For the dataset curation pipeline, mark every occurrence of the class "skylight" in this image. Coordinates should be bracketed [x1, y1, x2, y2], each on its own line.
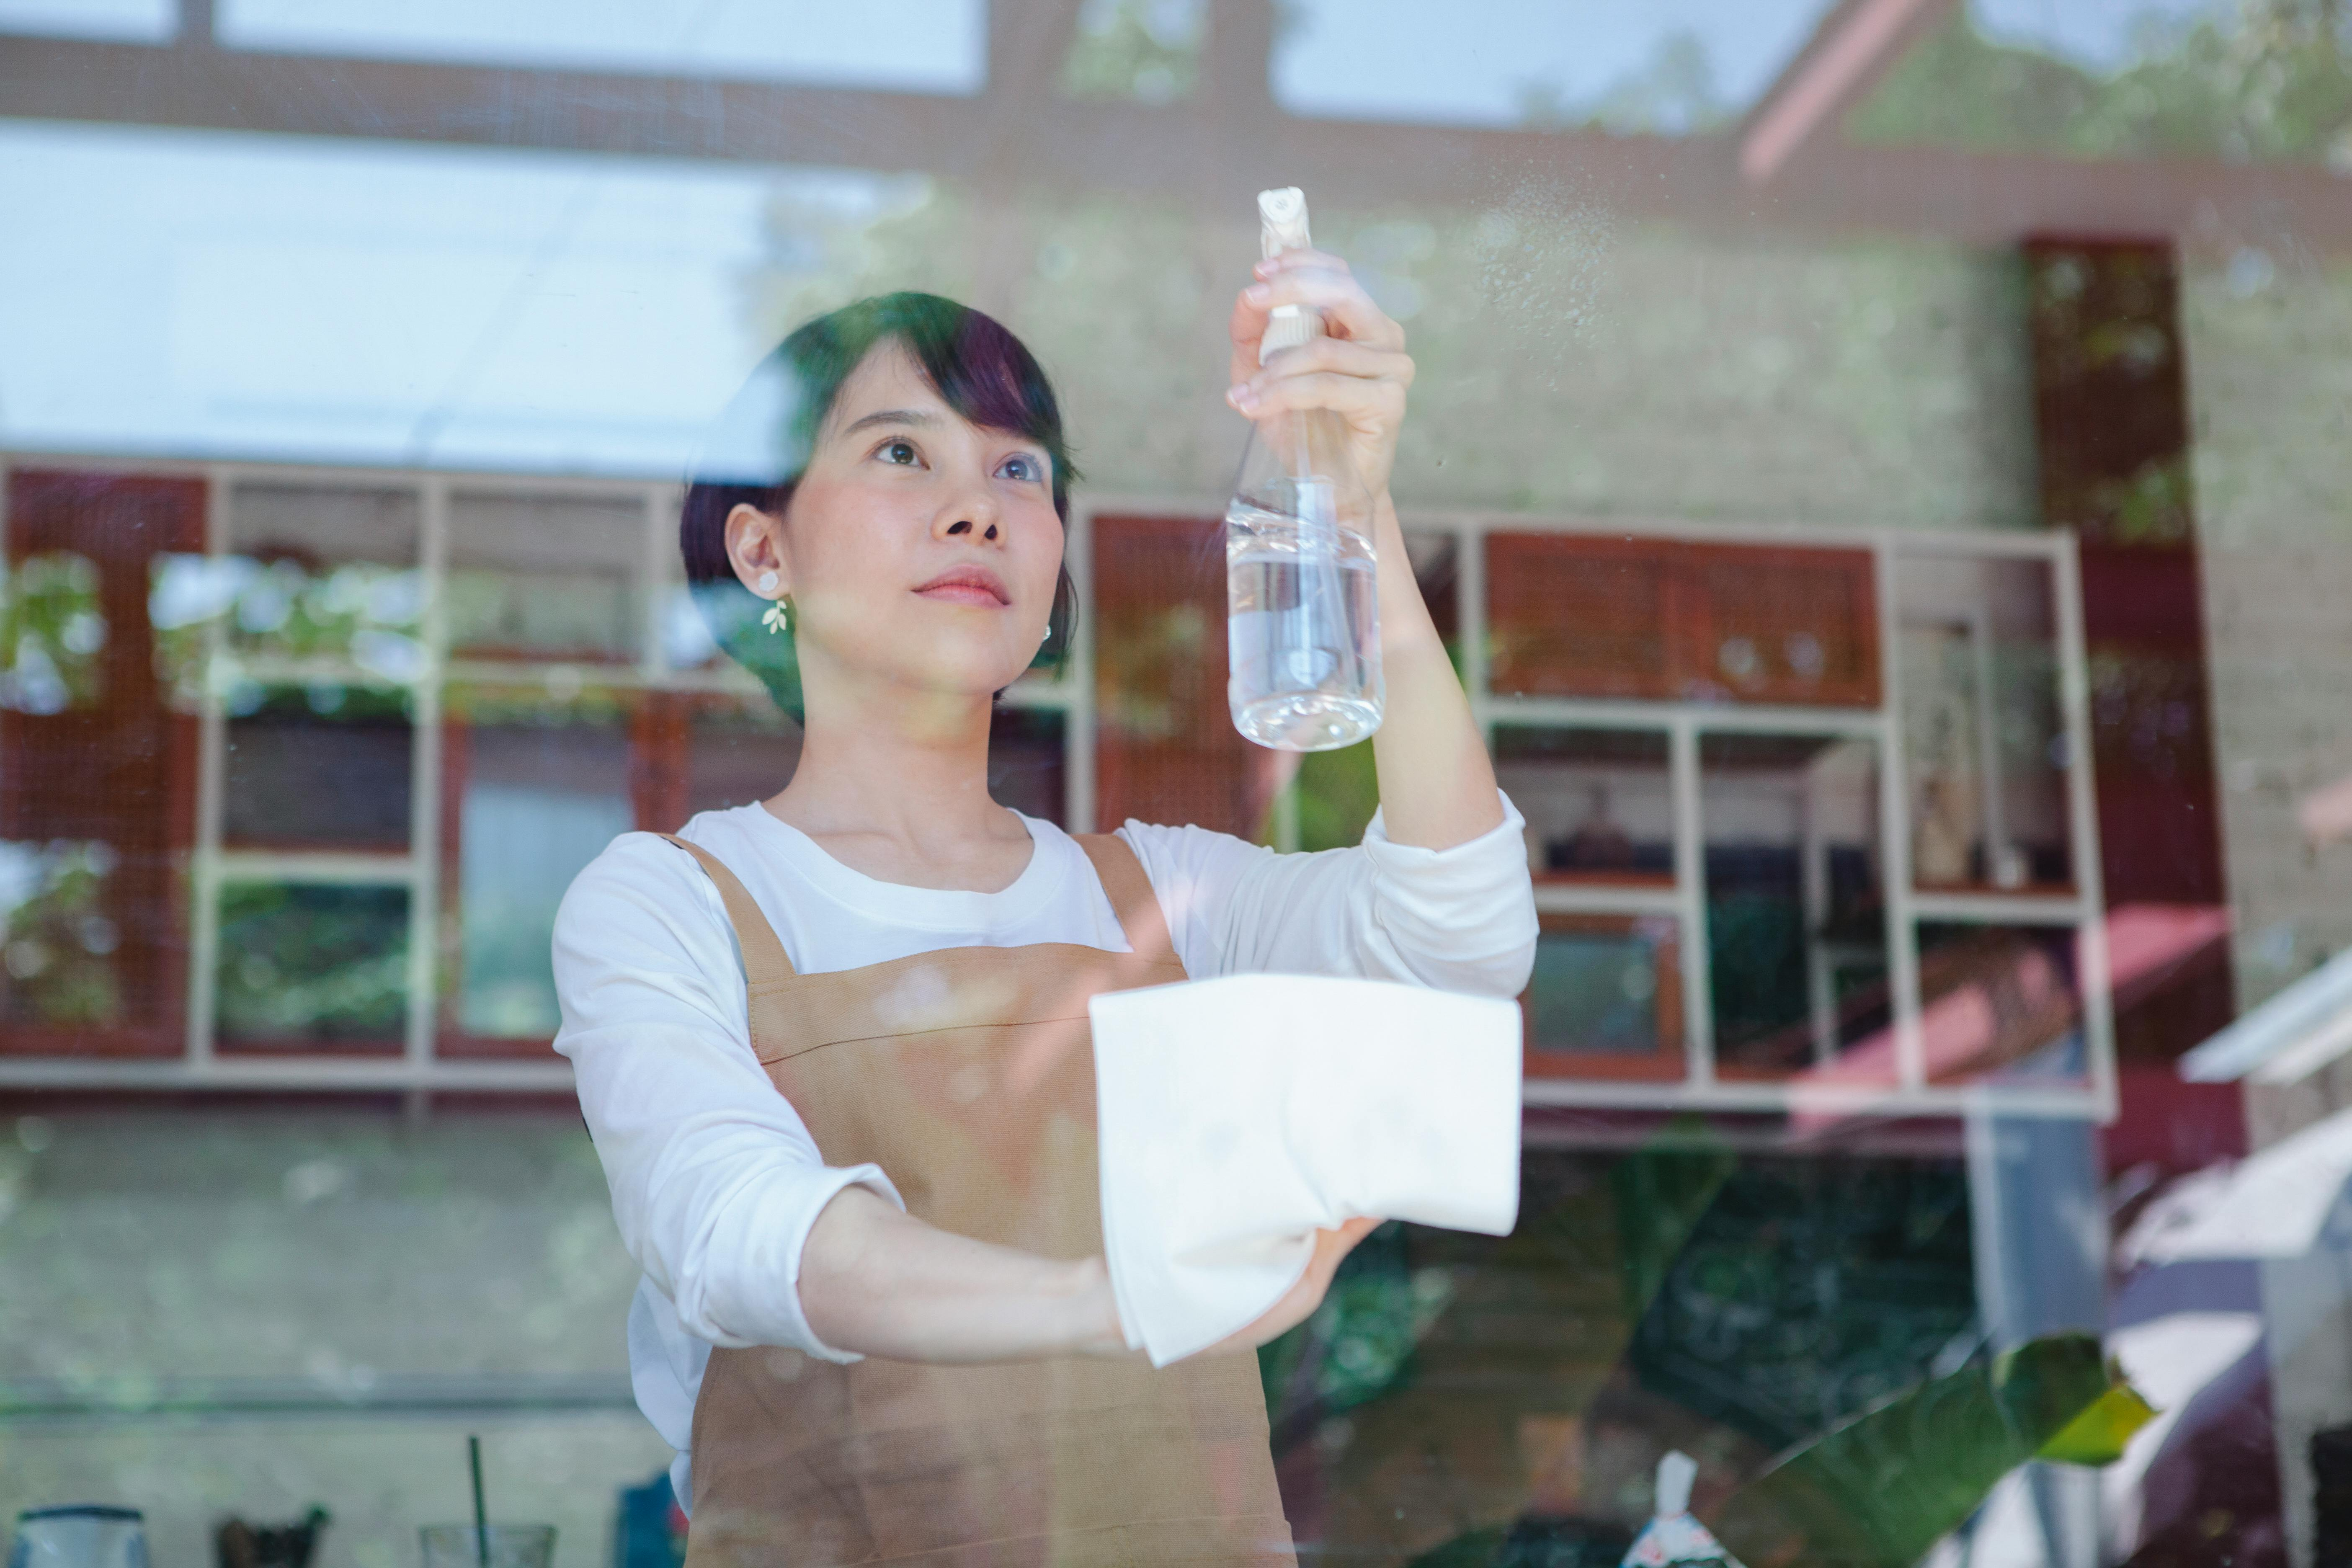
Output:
[1269, 0, 1841, 135]
[0, 0, 173, 43]
[215, 0, 987, 94]
[0, 120, 925, 474]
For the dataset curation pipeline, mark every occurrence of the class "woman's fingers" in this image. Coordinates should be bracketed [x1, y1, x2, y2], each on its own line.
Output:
[1239, 267, 1405, 353]
[1230, 337, 1414, 403]
[1200, 1216, 1387, 1356]
[1227, 267, 1403, 384]
[1228, 368, 1408, 425]
[1253, 247, 1352, 280]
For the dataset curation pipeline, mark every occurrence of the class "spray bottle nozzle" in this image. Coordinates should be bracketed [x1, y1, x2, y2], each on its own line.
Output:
[1255, 186, 1318, 364]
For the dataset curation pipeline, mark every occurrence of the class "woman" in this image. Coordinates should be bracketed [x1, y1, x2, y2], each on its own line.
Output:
[555, 256, 1536, 1566]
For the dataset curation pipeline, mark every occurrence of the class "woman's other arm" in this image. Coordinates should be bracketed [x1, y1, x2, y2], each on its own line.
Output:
[1226, 250, 1501, 853]
[558, 835, 1342, 1364]
[799, 1187, 1371, 1362]
[554, 835, 906, 1363]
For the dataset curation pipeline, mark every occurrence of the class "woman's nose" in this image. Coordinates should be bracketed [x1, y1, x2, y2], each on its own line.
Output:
[938, 483, 1003, 543]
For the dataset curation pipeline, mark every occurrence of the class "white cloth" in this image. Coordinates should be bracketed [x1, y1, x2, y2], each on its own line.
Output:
[1091, 974, 1523, 1365]
[552, 797, 1537, 1508]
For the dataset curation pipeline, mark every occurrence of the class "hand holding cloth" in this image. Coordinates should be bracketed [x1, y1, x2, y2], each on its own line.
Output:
[1090, 973, 1522, 1366]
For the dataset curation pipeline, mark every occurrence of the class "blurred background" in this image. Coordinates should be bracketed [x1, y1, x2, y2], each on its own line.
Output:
[4, 0, 2351, 1563]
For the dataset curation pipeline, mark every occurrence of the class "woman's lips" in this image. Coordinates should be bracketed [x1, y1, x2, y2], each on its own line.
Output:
[913, 568, 1010, 606]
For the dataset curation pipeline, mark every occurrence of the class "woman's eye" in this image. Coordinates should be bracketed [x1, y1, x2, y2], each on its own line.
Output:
[879, 439, 919, 465]
[999, 454, 1044, 482]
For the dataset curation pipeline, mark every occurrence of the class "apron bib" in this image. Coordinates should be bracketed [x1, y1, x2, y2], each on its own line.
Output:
[658, 831, 1295, 1568]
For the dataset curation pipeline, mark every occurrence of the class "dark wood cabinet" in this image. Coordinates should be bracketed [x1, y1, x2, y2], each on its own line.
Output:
[1488, 534, 1879, 707]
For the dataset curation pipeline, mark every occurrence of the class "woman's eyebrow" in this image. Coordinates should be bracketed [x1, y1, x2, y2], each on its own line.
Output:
[838, 407, 941, 436]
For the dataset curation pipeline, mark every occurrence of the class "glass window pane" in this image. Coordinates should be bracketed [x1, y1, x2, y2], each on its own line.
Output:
[5, 472, 205, 1056]
[214, 881, 407, 1053]
[0, 0, 173, 41]
[216, 0, 987, 93]
[1897, 552, 2073, 892]
[447, 491, 644, 664]
[1060, 0, 1206, 104]
[222, 483, 424, 676]
[1918, 921, 2086, 1087]
[222, 686, 413, 851]
[1270, 0, 1838, 133]
[1701, 732, 1891, 1081]
[1850, 0, 2348, 166]
[1485, 536, 1877, 706]
[447, 712, 632, 1046]
[1494, 725, 1672, 884]
[0, 839, 129, 1036]
[989, 709, 1068, 828]
[1522, 913, 1684, 1081]
[683, 696, 803, 821]
[1485, 535, 1676, 700]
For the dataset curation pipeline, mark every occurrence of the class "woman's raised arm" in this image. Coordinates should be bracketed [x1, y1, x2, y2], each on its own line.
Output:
[1225, 251, 1506, 853]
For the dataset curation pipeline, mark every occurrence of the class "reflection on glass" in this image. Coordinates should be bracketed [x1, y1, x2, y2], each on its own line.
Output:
[1494, 725, 1671, 884]
[448, 491, 643, 664]
[663, 698, 1063, 830]
[1269, 0, 1839, 132]
[0, 0, 174, 42]
[988, 710, 1068, 825]
[1, 551, 107, 714]
[1522, 913, 1682, 1081]
[1897, 553, 2072, 892]
[0, 838, 123, 1028]
[660, 583, 723, 671]
[1262, 1143, 1976, 1560]
[214, 0, 988, 90]
[222, 484, 424, 677]
[1061, 0, 1205, 103]
[682, 696, 804, 822]
[450, 716, 632, 1043]
[214, 882, 407, 1052]
[1851, 0, 2352, 165]
[1483, 535, 1876, 707]
[1700, 732, 1889, 1079]
[222, 686, 413, 850]
[1918, 921, 2084, 1085]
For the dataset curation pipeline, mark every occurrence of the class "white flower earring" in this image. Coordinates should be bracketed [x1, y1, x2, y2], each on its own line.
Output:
[755, 570, 789, 634]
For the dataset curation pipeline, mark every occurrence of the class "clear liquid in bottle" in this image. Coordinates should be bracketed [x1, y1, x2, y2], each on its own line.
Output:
[1225, 187, 1384, 751]
[1226, 486, 1382, 751]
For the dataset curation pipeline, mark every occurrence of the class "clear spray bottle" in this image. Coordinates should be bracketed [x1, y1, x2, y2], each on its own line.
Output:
[1225, 187, 1385, 752]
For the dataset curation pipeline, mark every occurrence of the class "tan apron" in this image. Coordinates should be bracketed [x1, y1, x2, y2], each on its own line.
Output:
[658, 830, 1296, 1568]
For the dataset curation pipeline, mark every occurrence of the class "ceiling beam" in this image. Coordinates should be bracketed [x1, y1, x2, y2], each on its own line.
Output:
[1739, 0, 1960, 186]
[2, 26, 2347, 253]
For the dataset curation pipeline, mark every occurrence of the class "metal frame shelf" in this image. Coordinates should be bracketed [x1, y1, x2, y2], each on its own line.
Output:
[0, 459, 2110, 1119]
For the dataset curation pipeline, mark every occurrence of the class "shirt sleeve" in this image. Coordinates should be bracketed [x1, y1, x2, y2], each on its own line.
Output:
[1115, 792, 1538, 997]
[553, 833, 903, 1363]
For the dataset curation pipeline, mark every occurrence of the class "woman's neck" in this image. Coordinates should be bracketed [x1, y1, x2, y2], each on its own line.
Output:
[762, 678, 1034, 894]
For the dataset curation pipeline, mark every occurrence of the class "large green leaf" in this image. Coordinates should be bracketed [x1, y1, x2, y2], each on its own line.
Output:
[1609, 1116, 1738, 1327]
[2037, 1379, 2159, 1466]
[1711, 1333, 2153, 1568]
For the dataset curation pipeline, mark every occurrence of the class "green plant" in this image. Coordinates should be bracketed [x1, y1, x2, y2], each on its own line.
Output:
[1710, 1333, 2154, 1568]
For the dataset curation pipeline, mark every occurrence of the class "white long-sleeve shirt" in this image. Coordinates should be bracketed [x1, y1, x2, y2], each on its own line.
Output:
[552, 798, 1537, 1508]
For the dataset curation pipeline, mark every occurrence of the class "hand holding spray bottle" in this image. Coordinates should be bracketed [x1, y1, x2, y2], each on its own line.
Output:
[1225, 187, 1385, 751]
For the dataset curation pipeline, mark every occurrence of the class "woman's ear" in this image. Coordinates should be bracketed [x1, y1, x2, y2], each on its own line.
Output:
[724, 501, 789, 595]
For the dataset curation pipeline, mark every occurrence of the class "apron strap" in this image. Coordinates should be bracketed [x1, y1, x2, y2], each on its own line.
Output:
[1073, 833, 1179, 969]
[658, 833, 799, 985]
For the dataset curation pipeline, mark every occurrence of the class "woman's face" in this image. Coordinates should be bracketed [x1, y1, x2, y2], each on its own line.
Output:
[731, 341, 1063, 713]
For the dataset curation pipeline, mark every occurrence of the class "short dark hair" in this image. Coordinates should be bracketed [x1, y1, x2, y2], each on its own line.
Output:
[679, 291, 1080, 722]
